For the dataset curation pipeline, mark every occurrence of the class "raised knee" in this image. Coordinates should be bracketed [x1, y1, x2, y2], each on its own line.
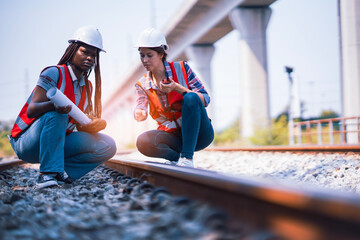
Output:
[42, 111, 68, 127]
[102, 136, 117, 159]
[88, 134, 117, 163]
[136, 133, 150, 153]
[107, 137, 117, 158]
[182, 92, 201, 108]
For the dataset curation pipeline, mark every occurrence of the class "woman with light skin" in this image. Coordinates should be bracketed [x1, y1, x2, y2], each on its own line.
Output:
[9, 26, 116, 188]
[134, 28, 214, 167]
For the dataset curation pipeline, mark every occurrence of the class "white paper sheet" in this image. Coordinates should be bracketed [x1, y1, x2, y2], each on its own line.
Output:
[46, 87, 91, 125]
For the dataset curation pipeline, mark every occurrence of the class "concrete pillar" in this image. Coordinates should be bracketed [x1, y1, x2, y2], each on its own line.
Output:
[340, 0, 360, 117]
[229, 7, 271, 138]
[339, 0, 360, 143]
[185, 44, 215, 118]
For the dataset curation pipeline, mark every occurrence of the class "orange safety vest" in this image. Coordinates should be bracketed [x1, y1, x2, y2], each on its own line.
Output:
[11, 64, 91, 138]
[136, 61, 189, 132]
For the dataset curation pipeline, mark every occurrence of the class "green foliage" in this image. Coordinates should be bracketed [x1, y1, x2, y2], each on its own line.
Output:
[213, 118, 242, 146]
[0, 130, 15, 157]
[319, 109, 339, 119]
[214, 115, 290, 146]
[0, 120, 15, 157]
[249, 115, 289, 146]
[208, 108, 341, 147]
[275, 111, 289, 122]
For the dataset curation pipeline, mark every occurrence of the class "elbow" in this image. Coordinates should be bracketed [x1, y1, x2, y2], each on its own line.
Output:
[27, 108, 35, 119]
[26, 104, 37, 118]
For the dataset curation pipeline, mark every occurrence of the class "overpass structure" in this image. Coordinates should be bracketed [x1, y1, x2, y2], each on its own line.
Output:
[102, 0, 360, 147]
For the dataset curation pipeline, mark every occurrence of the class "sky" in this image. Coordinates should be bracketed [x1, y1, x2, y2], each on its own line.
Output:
[0, 0, 340, 131]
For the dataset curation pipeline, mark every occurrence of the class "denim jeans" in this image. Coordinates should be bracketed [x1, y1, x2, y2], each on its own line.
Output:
[10, 111, 117, 180]
[136, 92, 214, 161]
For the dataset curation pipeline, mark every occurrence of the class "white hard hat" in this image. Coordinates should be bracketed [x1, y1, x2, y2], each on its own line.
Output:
[68, 25, 105, 52]
[135, 28, 169, 50]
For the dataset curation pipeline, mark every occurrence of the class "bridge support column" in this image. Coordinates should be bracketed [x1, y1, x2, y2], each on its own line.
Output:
[185, 44, 215, 118]
[229, 7, 272, 139]
[339, 0, 360, 143]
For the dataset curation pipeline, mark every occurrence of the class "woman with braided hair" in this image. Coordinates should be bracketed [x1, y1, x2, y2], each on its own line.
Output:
[9, 26, 116, 188]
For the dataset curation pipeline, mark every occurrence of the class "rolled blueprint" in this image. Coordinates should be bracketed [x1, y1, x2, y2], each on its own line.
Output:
[46, 87, 91, 125]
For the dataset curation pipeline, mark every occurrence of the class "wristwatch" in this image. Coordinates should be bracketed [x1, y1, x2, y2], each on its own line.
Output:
[182, 91, 187, 96]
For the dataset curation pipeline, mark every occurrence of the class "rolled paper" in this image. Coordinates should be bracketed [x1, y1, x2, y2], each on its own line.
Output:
[46, 87, 91, 125]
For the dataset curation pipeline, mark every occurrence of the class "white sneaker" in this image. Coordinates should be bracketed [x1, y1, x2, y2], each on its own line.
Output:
[176, 157, 194, 168]
[163, 160, 177, 165]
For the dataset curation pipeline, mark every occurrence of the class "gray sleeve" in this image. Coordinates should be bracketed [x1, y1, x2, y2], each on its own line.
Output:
[37, 67, 59, 91]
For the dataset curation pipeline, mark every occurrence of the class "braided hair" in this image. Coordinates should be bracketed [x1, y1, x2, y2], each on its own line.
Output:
[58, 42, 102, 118]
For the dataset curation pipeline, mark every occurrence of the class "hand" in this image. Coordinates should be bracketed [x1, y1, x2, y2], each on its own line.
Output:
[159, 77, 176, 93]
[54, 104, 72, 114]
[134, 109, 147, 122]
[77, 117, 106, 133]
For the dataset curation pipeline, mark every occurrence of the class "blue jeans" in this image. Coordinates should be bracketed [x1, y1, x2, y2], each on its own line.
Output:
[136, 92, 214, 161]
[10, 111, 117, 180]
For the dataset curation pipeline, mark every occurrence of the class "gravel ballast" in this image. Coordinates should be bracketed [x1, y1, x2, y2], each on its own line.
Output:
[120, 150, 360, 194]
[2, 149, 360, 240]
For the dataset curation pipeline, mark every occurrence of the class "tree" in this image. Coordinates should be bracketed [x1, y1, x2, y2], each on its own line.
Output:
[250, 115, 289, 146]
[319, 109, 339, 119]
[213, 118, 242, 146]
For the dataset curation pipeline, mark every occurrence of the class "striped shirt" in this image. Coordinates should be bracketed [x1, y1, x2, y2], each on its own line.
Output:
[135, 61, 210, 112]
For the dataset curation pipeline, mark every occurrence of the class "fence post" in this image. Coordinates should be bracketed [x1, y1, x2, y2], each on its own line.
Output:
[340, 120, 345, 144]
[345, 118, 358, 144]
[306, 121, 311, 144]
[358, 117, 360, 144]
[317, 121, 322, 145]
[296, 122, 302, 144]
[329, 120, 334, 144]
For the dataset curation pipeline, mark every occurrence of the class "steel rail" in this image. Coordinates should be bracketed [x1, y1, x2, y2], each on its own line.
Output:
[105, 157, 360, 240]
[205, 145, 360, 152]
[0, 158, 25, 171]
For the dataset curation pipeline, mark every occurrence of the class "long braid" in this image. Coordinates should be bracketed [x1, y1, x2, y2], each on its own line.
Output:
[94, 54, 102, 118]
[58, 43, 79, 65]
[84, 73, 94, 116]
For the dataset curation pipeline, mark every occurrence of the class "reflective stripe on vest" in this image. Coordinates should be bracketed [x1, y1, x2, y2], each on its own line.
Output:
[136, 61, 188, 132]
[11, 64, 90, 138]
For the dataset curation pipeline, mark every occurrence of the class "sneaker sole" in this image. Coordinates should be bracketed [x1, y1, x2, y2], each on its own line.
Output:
[57, 181, 72, 185]
[163, 160, 178, 165]
[177, 164, 194, 168]
[36, 180, 58, 189]
[176, 162, 194, 168]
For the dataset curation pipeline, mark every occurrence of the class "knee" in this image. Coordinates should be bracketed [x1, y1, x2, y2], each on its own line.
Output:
[95, 134, 117, 160]
[136, 132, 151, 154]
[182, 92, 201, 108]
[136, 134, 145, 153]
[42, 111, 68, 129]
[43, 111, 67, 120]
[103, 135, 117, 159]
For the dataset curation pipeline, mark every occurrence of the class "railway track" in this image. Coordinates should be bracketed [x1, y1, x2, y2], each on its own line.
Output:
[0, 158, 24, 171]
[2, 145, 360, 239]
[206, 145, 360, 153]
[104, 156, 360, 240]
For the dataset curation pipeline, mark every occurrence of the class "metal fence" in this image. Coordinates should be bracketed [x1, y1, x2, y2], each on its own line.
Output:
[292, 116, 360, 145]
